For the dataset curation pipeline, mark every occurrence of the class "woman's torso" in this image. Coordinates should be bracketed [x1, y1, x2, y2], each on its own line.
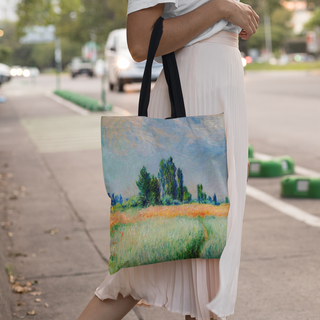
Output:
[162, 0, 242, 46]
[127, 0, 242, 48]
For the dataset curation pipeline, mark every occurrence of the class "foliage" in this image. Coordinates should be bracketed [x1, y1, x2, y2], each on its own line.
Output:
[177, 168, 184, 202]
[109, 216, 206, 274]
[245, 60, 320, 70]
[197, 184, 207, 203]
[111, 156, 228, 212]
[199, 217, 228, 259]
[242, 0, 293, 51]
[54, 90, 109, 111]
[305, 6, 320, 29]
[0, 21, 81, 68]
[183, 186, 192, 202]
[109, 215, 228, 274]
[126, 195, 139, 208]
[0, 46, 12, 63]
[16, 0, 127, 48]
[136, 166, 152, 207]
[158, 159, 167, 197]
[213, 194, 218, 205]
[164, 157, 178, 200]
[161, 195, 173, 206]
[149, 175, 161, 206]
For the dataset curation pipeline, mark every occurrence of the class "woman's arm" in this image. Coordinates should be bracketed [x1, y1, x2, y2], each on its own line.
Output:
[127, 0, 259, 62]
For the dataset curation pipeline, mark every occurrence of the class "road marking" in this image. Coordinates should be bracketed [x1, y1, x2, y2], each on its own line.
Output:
[246, 185, 320, 228]
[247, 151, 320, 228]
[254, 152, 320, 177]
[21, 115, 101, 153]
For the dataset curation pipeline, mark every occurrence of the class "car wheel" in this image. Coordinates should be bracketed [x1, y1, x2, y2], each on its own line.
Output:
[109, 83, 114, 91]
[118, 79, 124, 92]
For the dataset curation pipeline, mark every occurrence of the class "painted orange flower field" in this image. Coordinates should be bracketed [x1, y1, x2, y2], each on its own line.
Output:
[110, 203, 229, 228]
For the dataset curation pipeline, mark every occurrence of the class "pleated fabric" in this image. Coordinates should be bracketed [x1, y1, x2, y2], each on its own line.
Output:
[95, 30, 248, 320]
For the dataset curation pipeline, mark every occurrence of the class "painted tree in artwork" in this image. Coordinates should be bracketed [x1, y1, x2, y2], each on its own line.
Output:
[108, 193, 116, 206]
[177, 168, 184, 202]
[158, 159, 167, 197]
[149, 175, 161, 205]
[197, 184, 202, 203]
[213, 193, 218, 205]
[165, 157, 178, 200]
[197, 184, 207, 203]
[136, 166, 151, 207]
[183, 186, 192, 202]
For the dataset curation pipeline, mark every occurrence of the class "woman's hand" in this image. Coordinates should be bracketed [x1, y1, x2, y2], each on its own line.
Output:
[219, 0, 259, 40]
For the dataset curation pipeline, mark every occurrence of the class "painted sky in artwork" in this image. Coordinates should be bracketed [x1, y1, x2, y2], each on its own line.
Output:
[101, 114, 228, 199]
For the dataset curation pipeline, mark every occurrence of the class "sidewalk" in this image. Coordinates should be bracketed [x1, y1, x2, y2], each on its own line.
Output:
[0, 93, 182, 320]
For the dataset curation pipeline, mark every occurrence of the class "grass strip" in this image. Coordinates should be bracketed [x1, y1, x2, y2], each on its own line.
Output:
[245, 61, 320, 71]
[54, 90, 112, 111]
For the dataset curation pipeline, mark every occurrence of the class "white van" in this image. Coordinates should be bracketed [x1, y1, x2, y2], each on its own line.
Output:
[105, 28, 162, 92]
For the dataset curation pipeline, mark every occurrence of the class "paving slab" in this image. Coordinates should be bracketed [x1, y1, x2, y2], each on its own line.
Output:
[1, 73, 320, 320]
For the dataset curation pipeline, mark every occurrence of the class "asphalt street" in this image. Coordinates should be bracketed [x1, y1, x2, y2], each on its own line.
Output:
[0, 71, 319, 320]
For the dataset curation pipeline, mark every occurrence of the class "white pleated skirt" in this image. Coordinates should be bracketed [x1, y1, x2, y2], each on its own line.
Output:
[95, 30, 248, 320]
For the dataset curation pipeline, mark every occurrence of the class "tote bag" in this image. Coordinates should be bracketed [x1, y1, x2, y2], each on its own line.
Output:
[101, 17, 230, 275]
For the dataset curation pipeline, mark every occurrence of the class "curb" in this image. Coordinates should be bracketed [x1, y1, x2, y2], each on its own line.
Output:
[45, 91, 132, 117]
[0, 230, 13, 320]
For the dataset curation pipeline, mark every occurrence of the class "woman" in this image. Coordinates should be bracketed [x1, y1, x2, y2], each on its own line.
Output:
[78, 1, 259, 320]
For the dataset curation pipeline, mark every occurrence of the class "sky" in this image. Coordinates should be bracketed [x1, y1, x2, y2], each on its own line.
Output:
[0, 0, 18, 22]
[101, 114, 229, 200]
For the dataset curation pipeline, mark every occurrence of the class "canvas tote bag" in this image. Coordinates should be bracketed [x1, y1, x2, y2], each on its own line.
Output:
[101, 17, 230, 275]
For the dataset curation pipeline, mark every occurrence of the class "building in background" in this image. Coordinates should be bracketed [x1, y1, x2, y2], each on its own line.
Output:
[281, 0, 312, 34]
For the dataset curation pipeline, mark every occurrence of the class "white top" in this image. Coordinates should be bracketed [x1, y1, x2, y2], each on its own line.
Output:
[127, 0, 242, 47]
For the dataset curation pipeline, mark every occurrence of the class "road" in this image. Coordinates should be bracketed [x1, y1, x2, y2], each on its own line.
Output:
[0, 71, 319, 320]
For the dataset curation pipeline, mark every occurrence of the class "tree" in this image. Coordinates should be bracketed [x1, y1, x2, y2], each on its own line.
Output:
[16, 0, 127, 48]
[183, 186, 192, 203]
[108, 193, 116, 206]
[158, 157, 178, 200]
[305, 6, 320, 30]
[149, 175, 160, 206]
[177, 168, 184, 202]
[197, 184, 202, 203]
[213, 193, 218, 205]
[241, 0, 293, 52]
[158, 159, 167, 197]
[136, 166, 151, 207]
[165, 157, 178, 200]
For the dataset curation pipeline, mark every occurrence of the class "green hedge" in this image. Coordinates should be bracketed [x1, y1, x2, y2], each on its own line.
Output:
[54, 90, 112, 111]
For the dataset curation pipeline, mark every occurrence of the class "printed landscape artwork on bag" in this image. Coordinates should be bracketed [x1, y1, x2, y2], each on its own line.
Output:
[101, 114, 229, 274]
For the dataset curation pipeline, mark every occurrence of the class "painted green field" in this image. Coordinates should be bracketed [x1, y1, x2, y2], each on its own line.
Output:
[109, 215, 227, 274]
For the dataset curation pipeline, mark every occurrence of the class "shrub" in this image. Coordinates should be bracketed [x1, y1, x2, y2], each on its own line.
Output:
[161, 195, 173, 206]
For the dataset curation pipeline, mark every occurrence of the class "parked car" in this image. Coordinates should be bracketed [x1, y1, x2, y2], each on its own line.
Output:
[70, 57, 94, 78]
[10, 66, 39, 78]
[105, 28, 162, 92]
[0, 63, 11, 86]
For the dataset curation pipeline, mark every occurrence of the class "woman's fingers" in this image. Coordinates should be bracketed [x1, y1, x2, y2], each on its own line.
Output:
[225, 1, 259, 40]
[250, 7, 259, 30]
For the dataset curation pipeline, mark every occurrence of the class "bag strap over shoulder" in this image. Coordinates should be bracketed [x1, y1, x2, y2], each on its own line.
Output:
[138, 17, 186, 118]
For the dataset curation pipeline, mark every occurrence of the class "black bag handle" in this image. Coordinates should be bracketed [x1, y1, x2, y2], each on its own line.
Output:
[138, 17, 186, 118]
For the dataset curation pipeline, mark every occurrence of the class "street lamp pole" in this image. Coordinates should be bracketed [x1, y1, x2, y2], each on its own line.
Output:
[101, 58, 112, 111]
[55, 37, 62, 91]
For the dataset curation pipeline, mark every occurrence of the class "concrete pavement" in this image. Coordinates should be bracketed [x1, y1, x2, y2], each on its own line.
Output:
[1, 73, 320, 320]
[0, 91, 183, 320]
